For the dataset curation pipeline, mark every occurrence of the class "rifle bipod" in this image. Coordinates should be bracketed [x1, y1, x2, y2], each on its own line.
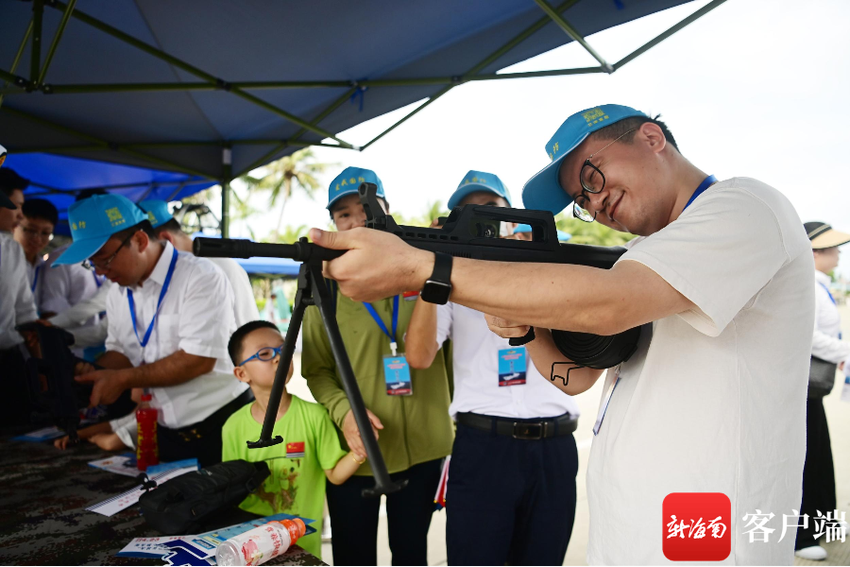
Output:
[246, 252, 408, 498]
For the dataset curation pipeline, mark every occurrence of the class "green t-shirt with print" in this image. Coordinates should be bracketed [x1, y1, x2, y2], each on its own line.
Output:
[221, 395, 346, 559]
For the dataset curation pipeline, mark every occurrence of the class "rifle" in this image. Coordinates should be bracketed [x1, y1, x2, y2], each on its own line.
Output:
[193, 182, 641, 497]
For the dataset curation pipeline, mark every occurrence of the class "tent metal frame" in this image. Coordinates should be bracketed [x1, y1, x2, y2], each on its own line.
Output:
[0, 0, 728, 235]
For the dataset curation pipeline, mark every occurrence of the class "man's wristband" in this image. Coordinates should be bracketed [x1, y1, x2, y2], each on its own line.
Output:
[420, 252, 453, 305]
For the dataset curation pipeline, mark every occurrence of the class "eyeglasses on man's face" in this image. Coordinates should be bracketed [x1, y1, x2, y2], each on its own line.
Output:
[21, 226, 53, 241]
[82, 231, 135, 272]
[238, 345, 284, 367]
[572, 127, 638, 223]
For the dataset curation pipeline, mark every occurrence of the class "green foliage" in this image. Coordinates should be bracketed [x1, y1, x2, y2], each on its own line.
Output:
[240, 148, 338, 235]
[270, 224, 310, 243]
[555, 214, 637, 247]
[391, 200, 445, 227]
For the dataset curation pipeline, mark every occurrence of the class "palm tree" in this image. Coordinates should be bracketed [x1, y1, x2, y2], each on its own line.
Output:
[239, 148, 337, 235]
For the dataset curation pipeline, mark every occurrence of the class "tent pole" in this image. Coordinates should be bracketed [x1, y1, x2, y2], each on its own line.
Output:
[2, 106, 214, 179]
[614, 0, 729, 71]
[30, 0, 44, 86]
[221, 147, 232, 238]
[48, 1, 355, 149]
[360, 0, 581, 150]
[0, 20, 33, 109]
[234, 86, 359, 177]
[533, 0, 613, 73]
[38, 0, 78, 85]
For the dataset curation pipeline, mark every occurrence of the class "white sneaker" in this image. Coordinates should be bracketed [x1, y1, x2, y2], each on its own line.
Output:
[795, 545, 828, 561]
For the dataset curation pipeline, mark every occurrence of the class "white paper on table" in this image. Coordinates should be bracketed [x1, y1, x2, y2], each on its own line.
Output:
[85, 466, 196, 517]
[12, 426, 66, 442]
[116, 536, 190, 558]
[88, 455, 140, 477]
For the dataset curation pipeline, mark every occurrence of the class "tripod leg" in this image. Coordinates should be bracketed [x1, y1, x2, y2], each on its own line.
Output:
[308, 265, 407, 497]
[247, 265, 309, 449]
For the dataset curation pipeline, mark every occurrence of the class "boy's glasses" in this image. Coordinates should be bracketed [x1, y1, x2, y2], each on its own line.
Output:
[238, 345, 283, 366]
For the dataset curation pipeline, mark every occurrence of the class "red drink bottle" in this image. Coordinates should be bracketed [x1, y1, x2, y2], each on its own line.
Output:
[136, 393, 159, 471]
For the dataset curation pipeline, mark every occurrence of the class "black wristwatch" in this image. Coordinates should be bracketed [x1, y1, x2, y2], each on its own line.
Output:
[421, 252, 453, 305]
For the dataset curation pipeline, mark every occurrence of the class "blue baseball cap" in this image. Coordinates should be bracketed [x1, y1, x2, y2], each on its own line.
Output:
[139, 199, 173, 228]
[53, 193, 147, 266]
[522, 104, 648, 215]
[327, 167, 385, 210]
[514, 223, 572, 242]
[448, 170, 512, 210]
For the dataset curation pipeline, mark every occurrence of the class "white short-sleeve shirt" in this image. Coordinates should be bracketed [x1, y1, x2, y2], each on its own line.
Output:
[41, 243, 102, 319]
[105, 242, 247, 428]
[436, 302, 579, 420]
[586, 178, 812, 565]
[208, 257, 260, 327]
[0, 232, 37, 349]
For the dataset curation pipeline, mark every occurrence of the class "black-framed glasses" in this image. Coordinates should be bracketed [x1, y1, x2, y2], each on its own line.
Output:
[573, 127, 638, 223]
[82, 231, 135, 271]
[238, 345, 284, 367]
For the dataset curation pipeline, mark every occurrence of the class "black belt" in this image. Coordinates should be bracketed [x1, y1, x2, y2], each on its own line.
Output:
[456, 411, 578, 440]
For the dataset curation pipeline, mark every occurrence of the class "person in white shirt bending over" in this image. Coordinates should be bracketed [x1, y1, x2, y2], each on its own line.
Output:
[308, 104, 814, 565]
[139, 199, 259, 327]
[405, 170, 581, 566]
[53, 193, 251, 466]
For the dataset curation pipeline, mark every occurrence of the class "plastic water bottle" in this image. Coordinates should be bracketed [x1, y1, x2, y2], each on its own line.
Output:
[136, 392, 159, 471]
[215, 519, 307, 566]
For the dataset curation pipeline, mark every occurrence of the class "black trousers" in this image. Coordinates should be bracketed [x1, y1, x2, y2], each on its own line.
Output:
[446, 421, 578, 566]
[0, 346, 31, 427]
[326, 458, 443, 566]
[158, 388, 253, 468]
[795, 397, 837, 549]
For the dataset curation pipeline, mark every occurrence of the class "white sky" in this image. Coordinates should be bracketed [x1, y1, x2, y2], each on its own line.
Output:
[225, 0, 850, 273]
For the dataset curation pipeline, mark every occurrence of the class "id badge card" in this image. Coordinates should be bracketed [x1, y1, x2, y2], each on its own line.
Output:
[498, 347, 527, 387]
[593, 365, 621, 436]
[384, 355, 412, 396]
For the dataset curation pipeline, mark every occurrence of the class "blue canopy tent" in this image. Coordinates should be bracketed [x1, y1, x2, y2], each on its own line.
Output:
[0, 0, 727, 235]
[9, 152, 215, 235]
[235, 257, 301, 278]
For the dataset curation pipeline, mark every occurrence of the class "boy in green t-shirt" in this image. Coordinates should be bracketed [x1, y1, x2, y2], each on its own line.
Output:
[222, 321, 364, 559]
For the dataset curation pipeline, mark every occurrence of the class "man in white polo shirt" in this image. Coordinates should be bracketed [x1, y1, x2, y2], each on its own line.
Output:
[139, 199, 259, 327]
[405, 170, 580, 566]
[308, 105, 813, 564]
[54, 194, 250, 466]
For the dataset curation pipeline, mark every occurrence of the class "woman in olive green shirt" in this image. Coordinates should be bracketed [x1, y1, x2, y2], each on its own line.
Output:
[303, 167, 453, 566]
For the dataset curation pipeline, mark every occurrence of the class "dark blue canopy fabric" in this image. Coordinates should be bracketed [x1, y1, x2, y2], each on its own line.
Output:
[1, 0, 695, 180]
[11, 153, 214, 235]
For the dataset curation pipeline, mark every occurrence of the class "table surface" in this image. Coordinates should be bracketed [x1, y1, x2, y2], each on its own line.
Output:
[0, 437, 324, 566]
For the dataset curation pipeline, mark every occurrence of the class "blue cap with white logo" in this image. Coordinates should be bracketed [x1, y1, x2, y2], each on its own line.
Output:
[448, 170, 512, 210]
[139, 199, 173, 228]
[327, 167, 385, 210]
[514, 223, 572, 242]
[522, 104, 648, 215]
[53, 193, 147, 265]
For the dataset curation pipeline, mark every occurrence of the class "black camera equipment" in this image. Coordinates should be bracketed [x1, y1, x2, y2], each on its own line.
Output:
[16, 322, 94, 444]
[193, 183, 641, 496]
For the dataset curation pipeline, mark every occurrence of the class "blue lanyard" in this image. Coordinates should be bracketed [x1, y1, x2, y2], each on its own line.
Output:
[127, 247, 179, 348]
[363, 295, 400, 355]
[31, 264, 40, 293]
[93, 271, 102, 288]
[683, 175, 717, 211]
[819, 282, 836, 305]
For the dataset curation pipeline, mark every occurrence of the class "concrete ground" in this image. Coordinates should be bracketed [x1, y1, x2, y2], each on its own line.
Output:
[288, 305, 850, 566]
